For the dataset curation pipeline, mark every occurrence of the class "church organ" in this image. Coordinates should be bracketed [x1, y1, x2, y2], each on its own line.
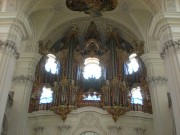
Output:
[29, 21, 152, 122]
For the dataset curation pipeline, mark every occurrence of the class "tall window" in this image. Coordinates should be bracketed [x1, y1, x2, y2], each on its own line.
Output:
[45, 54, 59, 74]
[83, 57, 101, 79]
[40, 86, 53, 104]
[131, 86, 143, 105]
[125, 53, 139, 74]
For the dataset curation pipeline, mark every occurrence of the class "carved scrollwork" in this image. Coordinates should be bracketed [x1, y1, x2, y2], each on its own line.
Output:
[51, 106, 73, 121]
[0, 40, 19, 59]
[77, 113, 103, 130]
[104, 106, 129, 122]
[38, 40, 52, 55]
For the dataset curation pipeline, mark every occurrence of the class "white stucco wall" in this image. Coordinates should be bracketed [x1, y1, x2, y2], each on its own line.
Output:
[26, 107, 153, 135]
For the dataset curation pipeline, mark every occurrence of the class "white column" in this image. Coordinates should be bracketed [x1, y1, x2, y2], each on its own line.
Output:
[0, 40, 19, 134]
[161, 40, 180, 135]
[7, 53, 41, 135]
[141, 53, 173, 135]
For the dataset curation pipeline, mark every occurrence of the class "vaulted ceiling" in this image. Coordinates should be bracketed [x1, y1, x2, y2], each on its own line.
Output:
[17, 0, 162, 49]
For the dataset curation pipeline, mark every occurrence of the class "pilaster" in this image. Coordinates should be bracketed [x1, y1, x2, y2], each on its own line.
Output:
[0, 40, 18, 134]
[161, 39, 180, 135]
[141, 53, 173, 135]
[0, 12, 33, 134]
[7, 53, 41, 135]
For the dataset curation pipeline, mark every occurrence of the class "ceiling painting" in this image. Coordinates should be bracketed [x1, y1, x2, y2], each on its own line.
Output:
[66, 0, 118, 16]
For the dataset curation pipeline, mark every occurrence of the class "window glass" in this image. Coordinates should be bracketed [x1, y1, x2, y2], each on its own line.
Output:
[83, 57, 101, 79]
[83, 94, 101, 101]
[131, 86, 143, 105]
[45, 54, 59, 74]
[125, 53, 139, 74]
[40, 86, 53, 104]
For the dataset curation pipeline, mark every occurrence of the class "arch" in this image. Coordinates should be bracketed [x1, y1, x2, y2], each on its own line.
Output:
[73, 128, 107, 135]
[39, 17, 143, 46]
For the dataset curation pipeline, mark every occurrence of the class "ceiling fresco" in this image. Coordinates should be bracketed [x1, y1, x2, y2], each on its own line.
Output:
[66, 0, 118, 17]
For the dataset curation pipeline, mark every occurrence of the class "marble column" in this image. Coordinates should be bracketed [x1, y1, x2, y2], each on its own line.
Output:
[7, 53, 41, 135]
[0, 40, 19, 133]
[161, 40, 180, 135]
[141, 53, 173, 135]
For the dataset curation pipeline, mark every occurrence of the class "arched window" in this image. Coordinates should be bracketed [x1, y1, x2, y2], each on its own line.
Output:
[40, 86, 53, 104]
[131, 86, 143, 105]
[125, 53, 139, 74]
[83, 57, 101, 79]
[45, 54, 59, 74]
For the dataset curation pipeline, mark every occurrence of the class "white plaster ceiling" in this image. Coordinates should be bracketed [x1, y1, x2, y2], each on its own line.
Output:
[19, 0, 161, 45]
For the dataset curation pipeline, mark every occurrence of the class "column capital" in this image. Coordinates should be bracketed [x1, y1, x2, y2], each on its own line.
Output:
[161, 40, 180, 59]
[146, 76, 167, 84]
[0, 40, 19, 59]
[12, 75, 34, 84]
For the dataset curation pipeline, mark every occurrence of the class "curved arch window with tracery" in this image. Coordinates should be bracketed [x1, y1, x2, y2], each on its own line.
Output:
[28, 21, 152, 122]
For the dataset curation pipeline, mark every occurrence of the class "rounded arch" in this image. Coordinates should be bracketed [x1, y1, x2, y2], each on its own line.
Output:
[73, 128, 107, 135]
[39, 16, 144, 45]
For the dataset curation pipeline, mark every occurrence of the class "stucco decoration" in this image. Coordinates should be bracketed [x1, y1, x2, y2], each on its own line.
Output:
[6, 0, 16, 11]
[12, 75, 34, 84]
[66, 0, 118, 17]
[161, 40, 180, 59]
[146, 76, 167, 84]
[0, 40, 19, 59]
[73, 113, 107, 135]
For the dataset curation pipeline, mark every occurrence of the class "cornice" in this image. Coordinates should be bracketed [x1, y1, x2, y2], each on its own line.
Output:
[160, 40, 180, 59]
[13, 75, 34, 84]
[146, 76, 167, 84]
[0, 40, 19, 59]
